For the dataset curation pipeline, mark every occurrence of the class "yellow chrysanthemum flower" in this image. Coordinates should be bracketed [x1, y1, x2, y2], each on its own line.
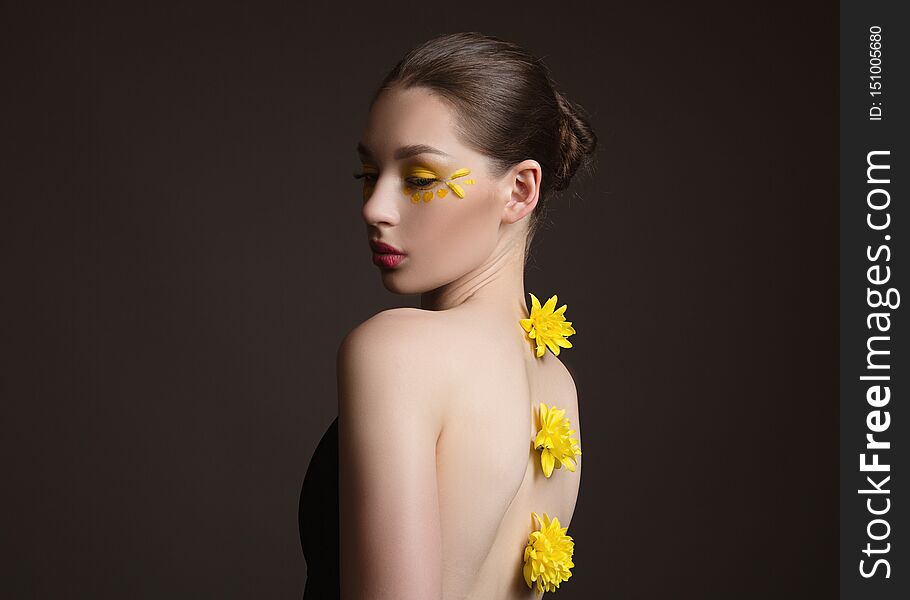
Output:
[523, 511, 575, 594]
[534, 403, 582, 478]
[519, 293, 576, 358]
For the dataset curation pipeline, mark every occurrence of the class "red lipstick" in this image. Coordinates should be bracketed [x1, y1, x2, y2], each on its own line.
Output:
[370, 240, 407, 269]
[370, 240, 403, 254]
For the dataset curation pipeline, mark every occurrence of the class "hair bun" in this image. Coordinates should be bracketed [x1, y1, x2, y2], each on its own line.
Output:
[553, 89, 597, 192]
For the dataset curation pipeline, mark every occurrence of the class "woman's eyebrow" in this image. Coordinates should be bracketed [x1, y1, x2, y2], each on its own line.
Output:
[394, 144, 450, 160]
[356, 142, 451, 161]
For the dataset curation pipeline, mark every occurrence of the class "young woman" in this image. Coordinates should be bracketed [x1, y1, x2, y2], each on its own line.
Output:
[299, 31, 597, 600]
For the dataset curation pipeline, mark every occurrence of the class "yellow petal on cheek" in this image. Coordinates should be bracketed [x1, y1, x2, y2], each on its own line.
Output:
[438, 167, 471, 199]
[437, 188, 448, 198]
[411, 192, 421, 203]
[423, 191, 434, 202]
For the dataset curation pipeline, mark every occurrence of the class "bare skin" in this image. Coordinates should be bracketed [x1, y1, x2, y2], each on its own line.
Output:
[338, 86, 581, 600]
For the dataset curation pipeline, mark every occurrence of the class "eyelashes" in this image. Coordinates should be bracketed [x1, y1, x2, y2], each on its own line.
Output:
[406, 177, 440, 189]
[351, 172, 440, 189]
[352, 171, 377, 184]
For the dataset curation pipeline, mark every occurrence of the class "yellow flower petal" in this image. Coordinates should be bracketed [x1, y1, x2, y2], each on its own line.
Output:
[519, 292, 576, 358]
[523, 511, 574, 594]
[540, 450, 555, 477]
[447, 182, 465, 198]
[542, 295, 558, 313]
[532, 402, 581, 478]
[545, 338, 560, 356]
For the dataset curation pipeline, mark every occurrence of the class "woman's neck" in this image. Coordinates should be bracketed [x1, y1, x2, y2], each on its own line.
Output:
[419, 237, 529, 320]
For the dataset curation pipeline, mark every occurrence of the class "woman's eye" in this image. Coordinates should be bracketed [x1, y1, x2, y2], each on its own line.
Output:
[407, 177, 438, 188]
[352, 172, 378, 184]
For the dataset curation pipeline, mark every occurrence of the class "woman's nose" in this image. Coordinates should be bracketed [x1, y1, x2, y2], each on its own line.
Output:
[361, 178, 401, 227]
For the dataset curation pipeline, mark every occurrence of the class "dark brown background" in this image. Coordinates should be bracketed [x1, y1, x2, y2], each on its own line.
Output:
[2, 1, 838, 597]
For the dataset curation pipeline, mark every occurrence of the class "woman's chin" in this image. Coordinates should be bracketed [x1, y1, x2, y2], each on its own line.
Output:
[378, 271, 416, 295]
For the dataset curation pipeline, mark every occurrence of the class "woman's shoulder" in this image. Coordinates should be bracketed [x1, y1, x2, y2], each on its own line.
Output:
[337, 306, 578, 417]
[338, 308, 522, 399]
[336, 308, 466, 418]
[340, 307, 450, 357]
[338, 307, 476, 365]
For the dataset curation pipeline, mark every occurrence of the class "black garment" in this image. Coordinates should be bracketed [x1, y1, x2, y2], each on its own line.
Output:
[299, 416, 340, 599]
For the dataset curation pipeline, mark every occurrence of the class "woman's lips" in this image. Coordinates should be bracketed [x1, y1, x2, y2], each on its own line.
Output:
[372, 252, 406, 268]
[370, 240, 403, 254]
[369, 240, 406, 268]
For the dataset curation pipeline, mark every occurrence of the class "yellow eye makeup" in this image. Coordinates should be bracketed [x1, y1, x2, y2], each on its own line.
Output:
[402, 166, 476, 203]
[444, 167, 475, 199]
[353, 164, 477, 204]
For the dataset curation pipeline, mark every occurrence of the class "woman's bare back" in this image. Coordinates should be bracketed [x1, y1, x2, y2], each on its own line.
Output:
[427, 303, 582, 600]
[337, 304, 581, 600]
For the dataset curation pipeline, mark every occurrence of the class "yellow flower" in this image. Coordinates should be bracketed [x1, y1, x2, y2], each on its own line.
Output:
[519, 293, 576, 358]
[534, 403, 582, 478]
[523, 512, 575, 594]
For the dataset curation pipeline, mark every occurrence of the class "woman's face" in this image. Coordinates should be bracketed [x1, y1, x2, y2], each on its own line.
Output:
[356, 86, 511, 295]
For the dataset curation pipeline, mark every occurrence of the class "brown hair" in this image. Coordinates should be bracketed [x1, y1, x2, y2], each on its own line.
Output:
[372, 32, 598, 257]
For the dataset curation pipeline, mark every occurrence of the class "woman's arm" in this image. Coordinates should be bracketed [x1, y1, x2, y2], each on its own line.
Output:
[336, 310, 447, 600]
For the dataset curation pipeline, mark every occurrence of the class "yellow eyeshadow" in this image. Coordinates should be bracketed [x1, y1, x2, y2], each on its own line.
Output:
[396, 166, 476, 204]
[409, 167, 440, 179]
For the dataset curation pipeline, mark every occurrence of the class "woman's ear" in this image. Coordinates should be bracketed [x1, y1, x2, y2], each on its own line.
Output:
[502, 159, 541, 224]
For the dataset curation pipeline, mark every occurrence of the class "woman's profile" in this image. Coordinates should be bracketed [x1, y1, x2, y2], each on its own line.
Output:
[299, 31, 597, 600]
